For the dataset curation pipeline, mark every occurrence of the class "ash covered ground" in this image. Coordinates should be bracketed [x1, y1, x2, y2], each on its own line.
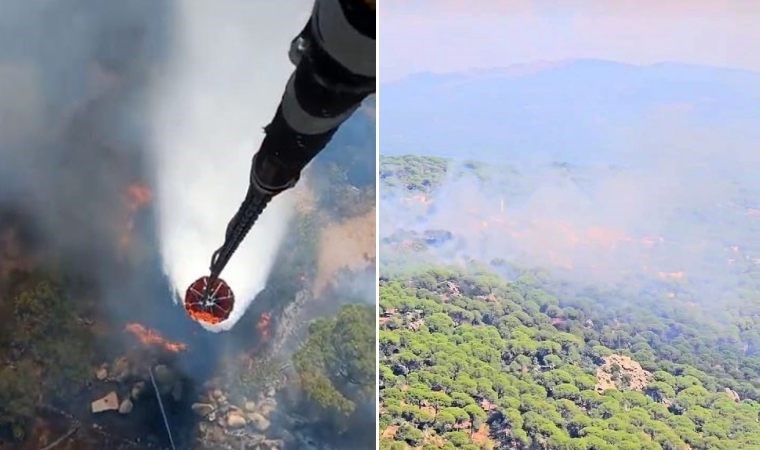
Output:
[0, 1, 376, 449]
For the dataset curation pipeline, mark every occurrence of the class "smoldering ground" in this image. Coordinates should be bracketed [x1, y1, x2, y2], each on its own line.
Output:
[380, 113, 759, 316]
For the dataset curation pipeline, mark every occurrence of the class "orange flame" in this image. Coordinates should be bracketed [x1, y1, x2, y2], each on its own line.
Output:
[411, 194, 430, 204]
[124, 183, 152, 211]
[584, 226, 630, 249]
[125, 323, 187, 353]
[257, 312, 271, 341]
[657, 271, 685, 281]
[401, 194, 431, 206]
[118, 183, 153, 252]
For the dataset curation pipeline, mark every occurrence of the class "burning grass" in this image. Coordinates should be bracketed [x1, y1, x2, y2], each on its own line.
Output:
[117, 182, 152, 254]
[124, 323, 187, 353]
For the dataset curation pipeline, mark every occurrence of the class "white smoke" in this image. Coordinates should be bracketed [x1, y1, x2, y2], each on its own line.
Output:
[149, 0, 311, 331]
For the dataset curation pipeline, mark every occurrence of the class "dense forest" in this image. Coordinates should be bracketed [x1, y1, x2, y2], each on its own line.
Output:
[379, 268, 760, 449]
[379, 155, 760, 449]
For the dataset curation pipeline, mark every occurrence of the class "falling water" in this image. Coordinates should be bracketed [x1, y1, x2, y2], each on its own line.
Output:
[148, 1, 311, 331]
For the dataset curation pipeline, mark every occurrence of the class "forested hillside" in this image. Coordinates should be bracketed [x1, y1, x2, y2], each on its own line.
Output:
[378, 33, 760, 450]
[378, 152, 760, 449]
[379, 269, 760, 450]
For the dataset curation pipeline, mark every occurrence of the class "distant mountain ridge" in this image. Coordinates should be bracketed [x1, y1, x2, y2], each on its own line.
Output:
[380, 59, 760, 164]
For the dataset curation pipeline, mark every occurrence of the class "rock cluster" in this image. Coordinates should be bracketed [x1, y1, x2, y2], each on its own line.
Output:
[595, 354, 653, 393]
[192, 384, 282, 450]
[90, 356, 182, 416]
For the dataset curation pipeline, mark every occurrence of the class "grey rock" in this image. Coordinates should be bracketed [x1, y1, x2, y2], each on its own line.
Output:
[247, 412, 270, 431]
[257, 397, 277, 416]
[118, 398, 133, 414]
[226, 411, 247, 428]
[131, 381, 146, 400]
[192, 403, 214, 417]
[112, 357, 131, 382]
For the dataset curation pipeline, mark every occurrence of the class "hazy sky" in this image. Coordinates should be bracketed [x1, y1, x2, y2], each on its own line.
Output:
[381, 0, 760, 81]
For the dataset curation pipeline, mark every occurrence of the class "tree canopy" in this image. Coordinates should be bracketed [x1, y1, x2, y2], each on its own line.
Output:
[379, 268, 760, 450]
[294, 304, 375, 417]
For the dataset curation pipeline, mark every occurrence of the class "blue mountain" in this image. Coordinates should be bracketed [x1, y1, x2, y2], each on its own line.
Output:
[380, 59, 760, 165]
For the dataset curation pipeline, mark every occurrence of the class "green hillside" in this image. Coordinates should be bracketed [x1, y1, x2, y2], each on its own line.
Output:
[378, 268, 760, 450]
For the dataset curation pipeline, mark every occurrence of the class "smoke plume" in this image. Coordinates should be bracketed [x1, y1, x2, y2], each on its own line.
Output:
[148, 1, 311, 331]
[381, 117, 759, 313]
[0, 0, 318, 333]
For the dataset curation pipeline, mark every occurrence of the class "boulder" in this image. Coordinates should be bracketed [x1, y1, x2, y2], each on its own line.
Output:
[226, 411, 247, 428]
[192, 403, 214, 417]
[119, 398, 133, 414]
[247, 412, 270, 431]
[244, 401, 257, 412]
[112, 357, 131, 382]
[257, 397, 277, 416]
[131, 381, 146, 400]
[91, 391, 119, 413]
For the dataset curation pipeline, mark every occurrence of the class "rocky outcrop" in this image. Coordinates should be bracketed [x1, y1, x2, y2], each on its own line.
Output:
[226, 411, 247, 428]
[192, 382, 282, 449]
[724, 387, 741, 402]
[247, 412, 270, 431]
[90, 354, 186, 420]
[595, 354, 653, 393]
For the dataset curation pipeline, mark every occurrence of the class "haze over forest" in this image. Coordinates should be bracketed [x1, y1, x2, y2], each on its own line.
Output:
[378, 59, 760, 449]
